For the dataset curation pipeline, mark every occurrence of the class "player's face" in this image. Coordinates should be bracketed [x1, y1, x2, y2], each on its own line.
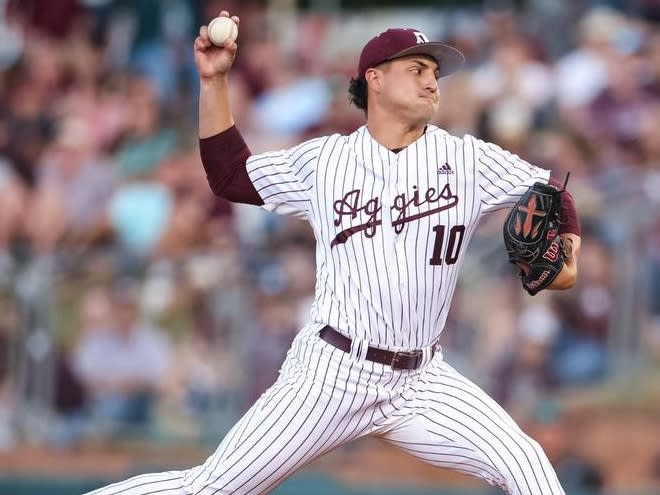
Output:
[372, 55, 441, 123]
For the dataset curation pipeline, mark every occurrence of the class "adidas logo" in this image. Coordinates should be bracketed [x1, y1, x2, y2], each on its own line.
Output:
[438, 163, 454, 174]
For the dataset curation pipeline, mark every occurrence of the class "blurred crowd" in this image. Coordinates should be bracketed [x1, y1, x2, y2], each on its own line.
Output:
[0, 0, 659, 490]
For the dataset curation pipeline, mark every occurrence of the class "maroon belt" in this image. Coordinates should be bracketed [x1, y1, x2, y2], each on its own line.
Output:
[318, 325, 427, 370]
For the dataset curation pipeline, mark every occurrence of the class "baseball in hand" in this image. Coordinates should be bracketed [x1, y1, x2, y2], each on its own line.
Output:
[207, 16, 238, 46]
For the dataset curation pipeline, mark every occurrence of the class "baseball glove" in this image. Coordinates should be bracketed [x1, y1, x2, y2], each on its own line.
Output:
[503, 182, 565, 296]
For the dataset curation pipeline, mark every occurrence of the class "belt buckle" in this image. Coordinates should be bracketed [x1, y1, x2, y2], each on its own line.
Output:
[391, 350, 421, 370]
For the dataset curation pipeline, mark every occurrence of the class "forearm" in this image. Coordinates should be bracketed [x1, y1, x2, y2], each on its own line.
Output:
[545, 177, 581, 290]
[199, 77, 235, 138]
[547, 233, 580, 290]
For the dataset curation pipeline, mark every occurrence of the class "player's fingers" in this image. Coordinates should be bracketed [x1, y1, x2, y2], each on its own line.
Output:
[218, 10, 229, 18]
[199, 25, 215, 46]
[194, 36, 210, 51]
[224, 39, 238, 53]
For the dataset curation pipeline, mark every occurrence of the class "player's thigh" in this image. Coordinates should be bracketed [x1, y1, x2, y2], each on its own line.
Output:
[183, 354, 371, 495]
[381, 361, 563, 494]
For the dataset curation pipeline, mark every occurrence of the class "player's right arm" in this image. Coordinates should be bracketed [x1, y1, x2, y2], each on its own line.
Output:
[194, 11, 322, 217]
[194, 11, 263, 205]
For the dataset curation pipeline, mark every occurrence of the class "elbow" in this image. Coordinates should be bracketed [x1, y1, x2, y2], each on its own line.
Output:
[208, 184, 242, 203]
[207, 180, 227, 198]
[211, 185, 236, 202]
[199, 128, 253, 201]
[205, 173, 242, 200]
[208, 180, 264, 206]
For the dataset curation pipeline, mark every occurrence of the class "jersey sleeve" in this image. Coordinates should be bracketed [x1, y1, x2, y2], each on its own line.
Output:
[473, 137, 551, 213]
[245, 137, 323, 219]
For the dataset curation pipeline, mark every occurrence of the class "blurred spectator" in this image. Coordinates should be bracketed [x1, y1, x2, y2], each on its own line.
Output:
[7, 0, 81, 40]
[152, 148, 231, 261]
[71, 281, 172, 434]
[434, 71, 482, 136]
[0, 163, 25, 277]
[471, 34, 554, 145]
[585, 48, 655, 166]
[48, 350, 87, 449]
[554, 7, 621, 111]
[436, 286, 480, 376]
[122, 0, 200, 104]
[526, 400, 605, 494]
[644, 215, 660, 365]
[29, 116, 118, 254]
[163, 318, 239, 421]
[491, 302, 559, 418]
[246, 293, 298, 406]
[550, 235, 613, 386]
[251, 71, 332, 139]
[0, 304, 17, 450]
[108, 174, 174, 265]
[104, 76, 179, 268]
[115, 76, 176, 179]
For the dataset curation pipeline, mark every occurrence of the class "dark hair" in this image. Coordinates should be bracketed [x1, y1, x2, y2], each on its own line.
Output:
[348, 76, 368, 113]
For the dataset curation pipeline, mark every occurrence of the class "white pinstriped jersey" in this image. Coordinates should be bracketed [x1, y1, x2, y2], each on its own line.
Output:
[246, 125, 549, 350]
[87, 124, 565, 495]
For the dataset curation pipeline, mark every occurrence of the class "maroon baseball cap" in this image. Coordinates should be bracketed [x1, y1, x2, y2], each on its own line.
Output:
[357, 28, 464, 79]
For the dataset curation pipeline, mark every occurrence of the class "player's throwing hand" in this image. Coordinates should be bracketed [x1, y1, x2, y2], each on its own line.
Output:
[194, 11, 240, 80]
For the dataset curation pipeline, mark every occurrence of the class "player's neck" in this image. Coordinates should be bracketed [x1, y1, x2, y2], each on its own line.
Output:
[366, 117, 426, 151]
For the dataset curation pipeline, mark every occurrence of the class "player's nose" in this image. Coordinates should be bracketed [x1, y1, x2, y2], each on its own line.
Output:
[421, 73, 438, 91]
[424, 78, 438, 93]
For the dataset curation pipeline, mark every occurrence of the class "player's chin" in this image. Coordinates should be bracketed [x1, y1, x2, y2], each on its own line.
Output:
[417, 100, 439, 120]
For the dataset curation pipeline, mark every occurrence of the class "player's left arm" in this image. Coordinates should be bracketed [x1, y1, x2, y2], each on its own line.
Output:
[474, 137, 582, 292]
[545, 177, 581, 291]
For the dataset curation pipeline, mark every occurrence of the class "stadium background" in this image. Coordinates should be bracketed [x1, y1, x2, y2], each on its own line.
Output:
[0, 0, 659, 493]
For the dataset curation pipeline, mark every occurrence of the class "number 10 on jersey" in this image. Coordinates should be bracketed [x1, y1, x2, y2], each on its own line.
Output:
[429, 225, 466, 265]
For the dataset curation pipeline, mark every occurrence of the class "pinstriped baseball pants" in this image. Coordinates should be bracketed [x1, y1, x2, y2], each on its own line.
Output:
[85, 333, 565, 495]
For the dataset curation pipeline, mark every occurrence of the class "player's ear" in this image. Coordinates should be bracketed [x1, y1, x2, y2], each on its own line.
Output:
[364, 68, 383, 93]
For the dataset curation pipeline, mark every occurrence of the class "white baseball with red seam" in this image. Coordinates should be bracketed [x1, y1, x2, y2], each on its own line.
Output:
[207, 16, 238, 46]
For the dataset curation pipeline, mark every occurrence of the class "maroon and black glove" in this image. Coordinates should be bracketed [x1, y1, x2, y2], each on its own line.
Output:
[503, 182, 565, 296]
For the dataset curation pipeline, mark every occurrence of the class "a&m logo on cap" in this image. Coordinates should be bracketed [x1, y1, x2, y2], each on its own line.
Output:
[414, 31, 429, 44]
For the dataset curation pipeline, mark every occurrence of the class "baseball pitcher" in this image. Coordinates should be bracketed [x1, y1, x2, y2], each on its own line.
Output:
[86, 11, 581, 495]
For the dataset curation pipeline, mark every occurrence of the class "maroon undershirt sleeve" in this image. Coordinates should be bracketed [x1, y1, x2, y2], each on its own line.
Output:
[548, 176, 581, 236]
[199, 125, 264, 206]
